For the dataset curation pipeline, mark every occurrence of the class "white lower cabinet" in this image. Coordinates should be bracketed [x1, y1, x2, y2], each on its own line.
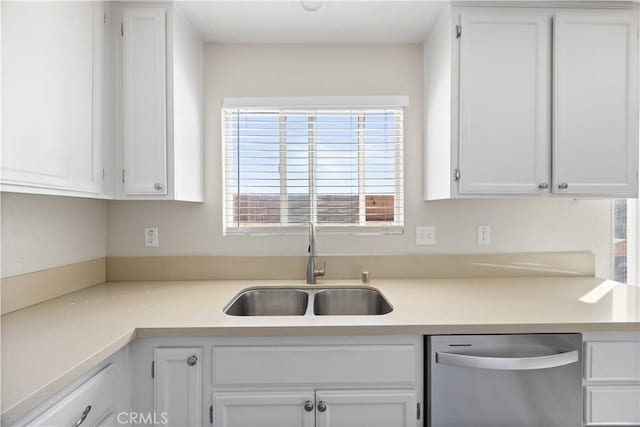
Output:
[213, 391, 316, 427]
[13, 345, 131, 427]
[585, 386, 640, 425]
[131, 336, 423, 427]
[153, 348, 202, 427]
[315, 390, 417, 427]
[28, 365, 116, 427]
[212, 390, 417, 427]
[583, 332, 640, 426]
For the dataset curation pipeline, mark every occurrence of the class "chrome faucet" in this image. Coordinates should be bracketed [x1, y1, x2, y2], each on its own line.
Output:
[306, 222, 325, 284]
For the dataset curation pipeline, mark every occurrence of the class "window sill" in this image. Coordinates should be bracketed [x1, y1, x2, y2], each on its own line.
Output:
[224, 225, 404, 236]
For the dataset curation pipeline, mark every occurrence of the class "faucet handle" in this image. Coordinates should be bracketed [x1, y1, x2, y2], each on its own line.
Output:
[314, 261, 326, 277]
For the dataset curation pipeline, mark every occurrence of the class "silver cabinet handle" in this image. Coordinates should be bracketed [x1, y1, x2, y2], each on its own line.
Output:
[317, 401, 327, 413]
[187, 355, 198, 366]
[538, 183, 549, 189]
[558, 183, 569, 189]
[304, 400, 314, 412]
[436, 349, 578, 371]
[73, 405, 92, 427]
[154, 183, 164, 190]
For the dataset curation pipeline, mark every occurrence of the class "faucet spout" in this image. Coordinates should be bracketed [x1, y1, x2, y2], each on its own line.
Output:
[306, 222, 325, 284]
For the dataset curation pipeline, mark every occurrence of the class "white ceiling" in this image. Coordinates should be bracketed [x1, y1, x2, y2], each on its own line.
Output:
[177, 1, 449, 43]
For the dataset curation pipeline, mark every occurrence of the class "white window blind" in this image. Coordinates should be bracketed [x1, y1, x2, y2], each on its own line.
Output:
[222, 105, 404, 234]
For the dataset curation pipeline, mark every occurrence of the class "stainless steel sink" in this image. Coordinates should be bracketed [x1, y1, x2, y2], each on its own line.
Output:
[224, 288, 309, 316]
[224, 286, 393, 316]
[313, 288, 393, 316]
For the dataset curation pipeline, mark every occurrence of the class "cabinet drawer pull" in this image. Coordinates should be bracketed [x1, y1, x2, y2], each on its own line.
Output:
[304, 400, 314, 412]
[558, 183, 569, 190]
[187, 355, 198, 366]
[317, 401, 327, 412]
[73, 405, 91, 427]
[154, 183, 164, 190]
[538, 182, 549, 189]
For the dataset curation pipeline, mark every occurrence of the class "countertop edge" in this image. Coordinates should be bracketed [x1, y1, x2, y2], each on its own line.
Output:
[133, 322, 640, 338]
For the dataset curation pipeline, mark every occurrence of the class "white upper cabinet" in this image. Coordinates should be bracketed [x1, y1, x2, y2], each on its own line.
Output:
[1, 2, 203, 201]
[116, 3, 204, 201]
[458, 10, 550, 195]
[553, 12, 639, 197]
[424, 5, 639, 200]
[1, 1, 107, 197]
[122, 7, 168, 196]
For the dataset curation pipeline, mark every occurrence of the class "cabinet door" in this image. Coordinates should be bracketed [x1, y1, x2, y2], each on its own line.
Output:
[213, 391, 315, 427]
[1, 1, 103, 194]
[154, 348, 202, 427]
[315, 390, 417, 427]
[458, 10, 550, 195]
[553, 12, 639, 196]
[122, 7, 167, 195]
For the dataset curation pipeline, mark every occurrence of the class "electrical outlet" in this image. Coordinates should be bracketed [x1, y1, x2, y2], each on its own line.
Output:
[416, 226, 436, 245]
[477, 225, 491, 246]
[145, 227, 159, 248]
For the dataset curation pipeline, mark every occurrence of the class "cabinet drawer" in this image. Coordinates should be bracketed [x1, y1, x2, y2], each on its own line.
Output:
[585, 386, 640, 425]
[28, 365, 115, 427]
[212, 345, 417, 386]
[585, 341, 640, 381]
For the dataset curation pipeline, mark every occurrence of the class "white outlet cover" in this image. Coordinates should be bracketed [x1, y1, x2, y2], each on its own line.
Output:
[416, 226, 436, 245]
[145, 227, 159, 248]
[477, 225, 491, 246]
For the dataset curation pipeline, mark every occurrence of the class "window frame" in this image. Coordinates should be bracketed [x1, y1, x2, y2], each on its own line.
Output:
[628, 199, 638, 286]
[612, 198, 639, 285]
[221, 97, 408, 236]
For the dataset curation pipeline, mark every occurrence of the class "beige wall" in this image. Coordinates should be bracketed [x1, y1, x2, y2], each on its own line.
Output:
[106, 43, 614, 277]
[1, 193, 107, 278]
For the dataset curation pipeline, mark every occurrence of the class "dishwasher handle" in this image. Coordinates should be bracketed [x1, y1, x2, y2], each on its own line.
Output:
[436, 349, 578, 371]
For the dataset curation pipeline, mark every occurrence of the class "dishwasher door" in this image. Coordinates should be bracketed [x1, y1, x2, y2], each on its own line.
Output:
[429, 334, 582, 427]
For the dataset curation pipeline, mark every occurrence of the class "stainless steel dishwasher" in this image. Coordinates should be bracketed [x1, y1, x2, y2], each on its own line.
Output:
[429, 334, 582, 427]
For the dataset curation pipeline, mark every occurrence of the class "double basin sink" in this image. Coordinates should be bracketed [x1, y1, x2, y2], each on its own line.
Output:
[224, 287, 393, 316]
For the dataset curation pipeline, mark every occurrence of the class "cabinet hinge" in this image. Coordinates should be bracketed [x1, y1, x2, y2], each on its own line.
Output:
[455, 25, 462, 39]
[454, 168, 461, 182]
[209, 405, 213, 425]
[417, 402, 421, 420]
[103, 13, 106, 24]
[102, 169, 105, 180]
[121, 22, 124, 37]
[122, 169, 125, 183]
[151, 360, 154, 378]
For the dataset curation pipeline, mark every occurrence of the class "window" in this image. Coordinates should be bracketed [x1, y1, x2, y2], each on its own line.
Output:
[613, 199, 638, 285]
[222, 98, 405, 234]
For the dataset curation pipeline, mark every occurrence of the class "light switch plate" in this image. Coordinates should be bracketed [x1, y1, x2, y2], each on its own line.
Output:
[416, 226, 436, 245]
[145, 227, 159, 248]
[477, 225, 491, 246]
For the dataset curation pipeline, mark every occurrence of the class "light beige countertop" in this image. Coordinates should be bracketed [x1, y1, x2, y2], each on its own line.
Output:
[2, 277, 639, 423]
